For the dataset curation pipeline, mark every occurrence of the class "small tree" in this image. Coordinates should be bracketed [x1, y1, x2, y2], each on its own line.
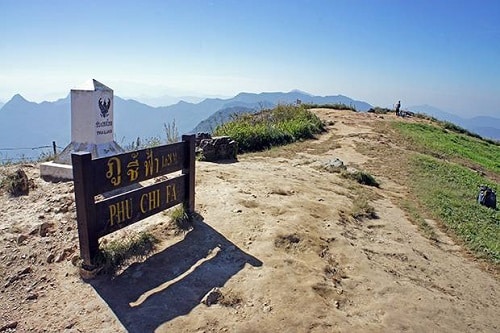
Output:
[164, 119, 180, 144]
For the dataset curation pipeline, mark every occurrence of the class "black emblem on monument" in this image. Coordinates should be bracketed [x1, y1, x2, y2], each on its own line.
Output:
[98, 98, 111, 118]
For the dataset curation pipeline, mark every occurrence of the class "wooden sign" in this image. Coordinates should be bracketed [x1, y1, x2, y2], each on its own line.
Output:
[72, 135, 195, 268]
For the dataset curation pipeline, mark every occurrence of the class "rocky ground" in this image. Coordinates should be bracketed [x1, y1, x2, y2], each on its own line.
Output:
[0, 109, 498, 332]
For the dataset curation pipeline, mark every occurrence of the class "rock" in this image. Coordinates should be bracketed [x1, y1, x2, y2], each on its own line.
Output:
[16, 234, 28, 245]
[201, 287, 222, 306]
[71, 255, 80, 266]
[198, 135, 238, 162]
[46, 254, 55, 264]
[26, 292, 38, 300]
[0, 321, 18, 331]
[262, 302, 273, 313]
[322, 158, 346, 173]
[19, 266, 32, 275]
[37, 222, 54, 237]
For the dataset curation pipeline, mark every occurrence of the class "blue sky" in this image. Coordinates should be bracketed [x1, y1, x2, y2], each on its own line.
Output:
[1, 0, 499, 116]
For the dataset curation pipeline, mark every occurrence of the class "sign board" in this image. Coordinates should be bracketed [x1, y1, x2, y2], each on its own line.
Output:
[72, 135, 195, 268]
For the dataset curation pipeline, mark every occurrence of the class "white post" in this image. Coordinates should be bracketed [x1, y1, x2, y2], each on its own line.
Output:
[54, 79, 124, 164]
[41, 79, 124, 180]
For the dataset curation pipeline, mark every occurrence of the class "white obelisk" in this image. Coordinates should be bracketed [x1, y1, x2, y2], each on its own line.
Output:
[40, 79, 124, 180]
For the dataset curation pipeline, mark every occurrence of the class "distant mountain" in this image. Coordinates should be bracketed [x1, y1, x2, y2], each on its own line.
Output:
[228, 91, 371, 111]
[409, 105, 500, 140]
[0, 94, 71, 161]
[191, 91, 372, 134]
[125, 94, 205, 107]
[0, 90, 372, 161]
[192, 106, 257, 133]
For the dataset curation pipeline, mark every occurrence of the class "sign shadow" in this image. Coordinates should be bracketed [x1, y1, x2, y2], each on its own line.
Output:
[90, 215, 262, 332]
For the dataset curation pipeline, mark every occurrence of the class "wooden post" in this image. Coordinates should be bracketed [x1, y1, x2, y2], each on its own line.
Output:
[52, 141, 57, 156]
[182, 134, 196, 213]
[71, 152, 99, 268]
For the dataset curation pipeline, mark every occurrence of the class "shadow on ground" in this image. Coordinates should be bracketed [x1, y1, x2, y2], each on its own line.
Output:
[91, 216, 262, 332]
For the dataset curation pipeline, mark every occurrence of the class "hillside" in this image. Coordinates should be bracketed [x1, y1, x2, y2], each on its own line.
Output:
[0, 110, 498, 332]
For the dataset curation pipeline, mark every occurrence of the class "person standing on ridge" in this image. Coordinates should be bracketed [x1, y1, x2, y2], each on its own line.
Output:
[395, 100, 401, 116]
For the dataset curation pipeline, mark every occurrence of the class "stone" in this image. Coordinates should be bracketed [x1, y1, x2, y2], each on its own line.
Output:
[16, 234, 28, 245]
[37, 222, 54, 237]
[198, 135, 238, 162]
[0, 321, 18, 331]
[46, 254, 55, 264]
[26, 292, 38, 300]
[322, 158, 346, 173]
[201, 287, 222, 306]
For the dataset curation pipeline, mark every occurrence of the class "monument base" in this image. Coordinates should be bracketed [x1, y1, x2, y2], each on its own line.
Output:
[54, 141, 124, 165]
[40, 141, 124, 181]
[40, 161, 74, 181]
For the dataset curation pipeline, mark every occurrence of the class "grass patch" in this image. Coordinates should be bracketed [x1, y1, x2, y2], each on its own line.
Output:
[393, 122, 500, 174]
[410, 155, 499, 263]
[350, 197, 377, 220]
[169, 206, 193, 233]
[213, 104, 325, 153]
[302, 103, 357, 111]
[97, 231, 159, 274]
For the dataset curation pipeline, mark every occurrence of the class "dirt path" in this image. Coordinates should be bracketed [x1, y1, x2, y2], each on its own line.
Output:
[0, 109, 498, 332]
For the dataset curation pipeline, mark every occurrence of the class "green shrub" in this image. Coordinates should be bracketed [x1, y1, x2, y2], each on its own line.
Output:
[170, 206, 193, 232]
[367, 107, 392, 114]
[0, 169, 30, 196]
[214, 104, 325, 153]
[97, 232, 158, 274]
[351, 197, 377, 220]
[302, 103, 357, 111]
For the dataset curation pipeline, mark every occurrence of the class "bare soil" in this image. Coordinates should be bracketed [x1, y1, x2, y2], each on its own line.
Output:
[0, 109, 498, 332]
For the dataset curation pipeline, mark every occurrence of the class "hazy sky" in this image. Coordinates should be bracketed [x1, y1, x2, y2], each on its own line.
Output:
[1, 0, 499, 116]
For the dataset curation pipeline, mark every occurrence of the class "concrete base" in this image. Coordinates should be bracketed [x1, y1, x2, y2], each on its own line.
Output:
[54, 141, 124, 164]
[40, 161, 74, 181]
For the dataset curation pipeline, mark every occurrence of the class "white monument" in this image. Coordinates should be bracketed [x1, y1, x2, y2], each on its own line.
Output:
[40, 79, 124, 180]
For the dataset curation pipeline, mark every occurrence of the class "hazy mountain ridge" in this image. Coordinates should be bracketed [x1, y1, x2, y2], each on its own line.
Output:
[191, 92, 372, 134]
[1, 92, 498, 161]
[409, 104, 500, 140]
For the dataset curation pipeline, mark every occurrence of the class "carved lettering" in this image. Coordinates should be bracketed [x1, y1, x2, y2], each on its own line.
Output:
[127, 152, 140, 182]
[105, 157, 122, 186]
[161, 152, 178, 168]
[108, 198, 132, 226]
[140, 189, 161, 213]
[144, 149, 160, 177]
[165, 184, 177, 203]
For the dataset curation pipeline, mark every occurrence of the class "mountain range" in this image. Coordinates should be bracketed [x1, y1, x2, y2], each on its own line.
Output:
[0, 90, 371, 161]
[0, 91, 498, 162]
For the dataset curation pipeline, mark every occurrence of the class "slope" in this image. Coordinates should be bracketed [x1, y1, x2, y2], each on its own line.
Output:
[0, 110, 498, 332]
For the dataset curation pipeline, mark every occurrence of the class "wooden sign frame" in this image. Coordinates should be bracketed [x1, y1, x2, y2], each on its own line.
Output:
[72, 134, 195, 268]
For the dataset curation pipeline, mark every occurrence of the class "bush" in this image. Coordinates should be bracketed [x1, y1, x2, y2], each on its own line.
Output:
[302, 103, 357, 111]
[0, 169, 30, 196]
[97, 232, 158, 274]
[367, 107, 392, 114]
[214, 104, 325, 153]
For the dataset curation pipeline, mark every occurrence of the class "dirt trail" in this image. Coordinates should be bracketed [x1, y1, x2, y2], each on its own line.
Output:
[0, 109, 498, 332]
